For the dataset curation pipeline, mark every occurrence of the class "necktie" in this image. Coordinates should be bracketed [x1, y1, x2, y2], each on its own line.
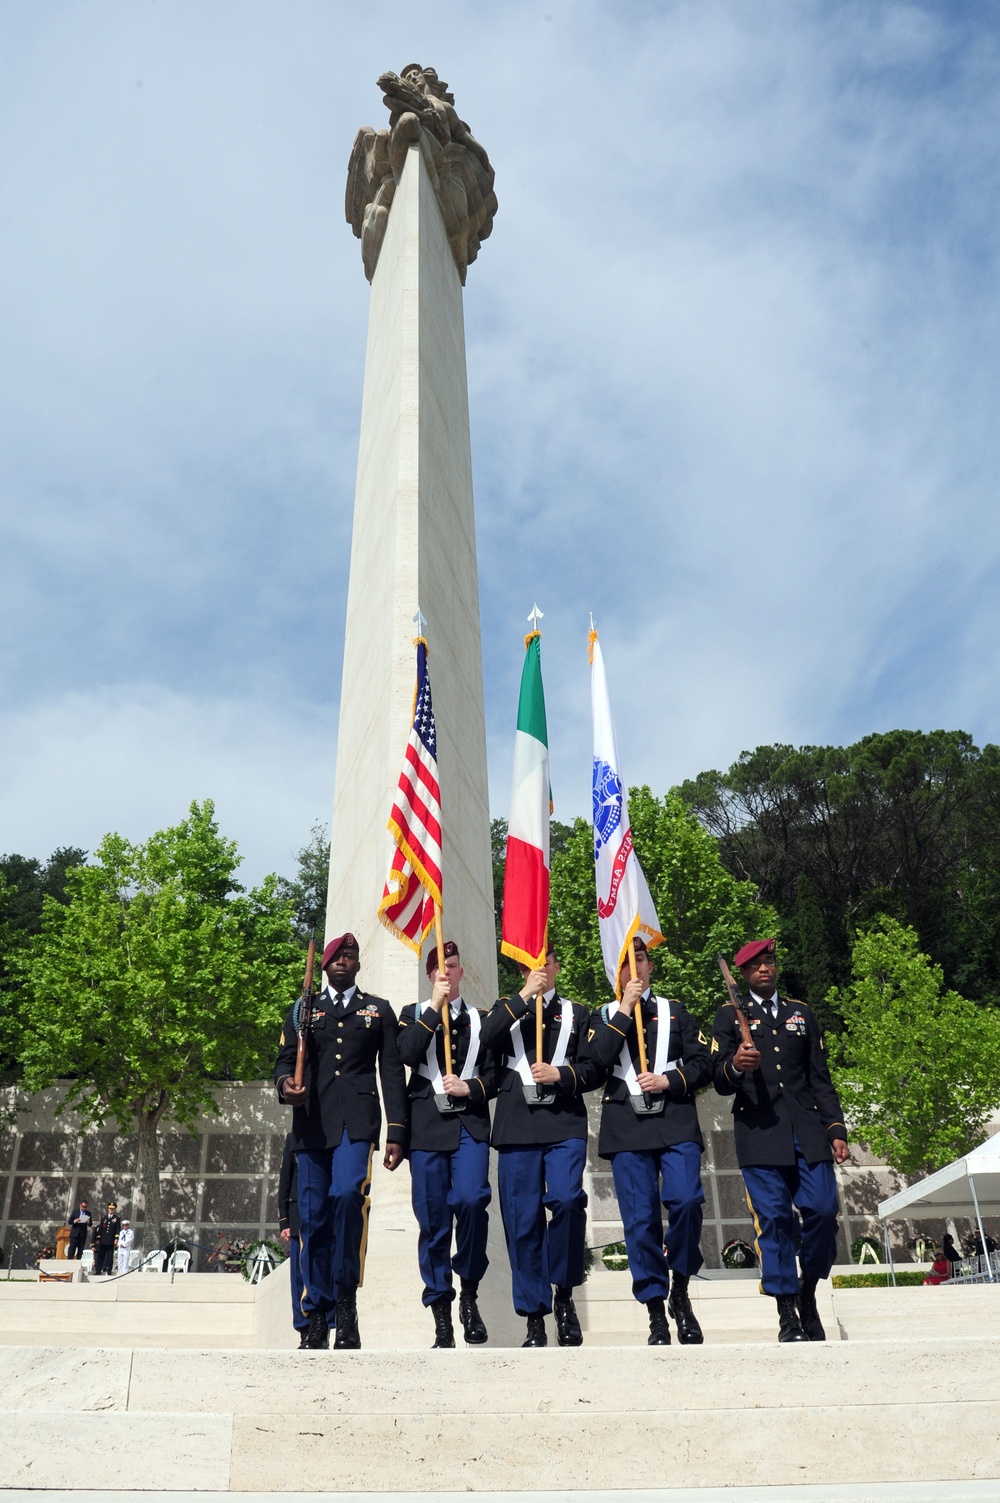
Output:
[334, 991, 345, 1011]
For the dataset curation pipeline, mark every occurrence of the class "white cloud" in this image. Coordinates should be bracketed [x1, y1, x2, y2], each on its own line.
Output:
[2, 0, 999, 865]
[0, 686, 333, 885]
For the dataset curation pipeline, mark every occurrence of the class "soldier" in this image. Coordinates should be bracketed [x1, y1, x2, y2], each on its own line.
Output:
[274, 931, 408, 1351]
[588, 937, 711, 1345]
[396, 940, 497, 1348]
[92, 1201, 121, 1275]
[480, 946, 601, 1347]
[711, 938, 850, 1342]
[276, 1132, 309, 1348]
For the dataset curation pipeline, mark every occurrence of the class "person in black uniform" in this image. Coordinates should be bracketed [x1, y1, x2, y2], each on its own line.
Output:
[277, 1132, 309, 1348]
[481, 946, 601, 1348]
[274, 931, 408, 1351]
[396, 940, 497, 1348]
[588, 937, 711, 1345]
[67, 1200, 92, 1259]
[92, 1201, 121, 1275]
[711, 938, 850, 1342]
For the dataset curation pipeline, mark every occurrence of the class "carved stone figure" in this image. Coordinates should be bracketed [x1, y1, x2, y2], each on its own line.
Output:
[345, 65, 497, 285]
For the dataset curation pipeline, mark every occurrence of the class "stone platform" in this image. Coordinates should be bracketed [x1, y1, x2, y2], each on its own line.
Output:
[2, 1338, 999, 1491]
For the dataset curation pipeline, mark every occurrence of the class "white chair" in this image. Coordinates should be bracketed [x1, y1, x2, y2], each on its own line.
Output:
[167, 1249, 191, 1275]
[80, 1248, 94, 1274]
[142, 1248, 168, 1272]
[127, 1250, 143, 1272]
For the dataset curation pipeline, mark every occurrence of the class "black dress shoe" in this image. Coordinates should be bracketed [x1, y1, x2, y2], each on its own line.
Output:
[667, 1273, 704, 1345]
[459, 1290, 488, 1344]
[430, 1295, 456, 1348]
[334, 1286, 361, 1349]
[776, 1293, 809, 1342]
[304, 1310, 329, 1349]
[798, 1276, 826, 1340]
[522, 1315, 547, 1347]
[646, 1296, 671, 1346]
[554, 1291, 583, 1346]
[297, 1331, 310, 1349]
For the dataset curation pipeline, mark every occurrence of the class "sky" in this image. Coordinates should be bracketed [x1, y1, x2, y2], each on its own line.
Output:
[2, 0, 999, 886]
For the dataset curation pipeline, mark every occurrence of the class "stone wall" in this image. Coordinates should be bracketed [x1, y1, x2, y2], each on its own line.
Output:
[586, 1092, 996, 1267]
[0, 1084, 288, 1270]
[1, 1082, 993, 1272]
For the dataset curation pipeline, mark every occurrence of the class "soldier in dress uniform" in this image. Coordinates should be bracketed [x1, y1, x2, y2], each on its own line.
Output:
[711, 938, 850, 1342]
[274, 931, 408, 1351]
[480, 946, 601, 1348]
[588, 937, 711, 1345]
[396, 940, 497, 1348]
[276, 1132, 309, 1348]
[92, 1201, 121, 1275]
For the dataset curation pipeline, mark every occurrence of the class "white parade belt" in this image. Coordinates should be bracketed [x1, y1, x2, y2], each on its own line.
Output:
[416, 998, 480, 1114]
[608, 994, 680, 1116]
[506, 996, 574, 1106]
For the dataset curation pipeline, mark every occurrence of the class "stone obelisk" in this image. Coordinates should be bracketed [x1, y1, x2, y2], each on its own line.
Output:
[327, 67, 498, 1009]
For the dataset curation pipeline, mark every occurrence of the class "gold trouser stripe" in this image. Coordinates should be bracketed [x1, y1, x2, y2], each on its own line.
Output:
[357, 1144, 375, 1289]
[297, 1232, 308, 1319]
[744, 1181, 766, 1297]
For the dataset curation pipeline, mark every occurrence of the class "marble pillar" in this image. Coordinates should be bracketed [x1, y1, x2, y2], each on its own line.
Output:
[327, 142, 497, 1010]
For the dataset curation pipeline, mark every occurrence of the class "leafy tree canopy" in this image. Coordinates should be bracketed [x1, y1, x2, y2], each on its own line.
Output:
[13, 801, 300, 1247]
[679, 730, 1000, 1017]
[275, 820, 330, 946]
[829, 916, 1000, 1176]
[549, 787, 780, 1029]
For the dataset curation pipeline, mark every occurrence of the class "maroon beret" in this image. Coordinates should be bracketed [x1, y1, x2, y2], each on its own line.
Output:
[322, 933, 359, 968]
[734, 938, 776, 969]
[426, 940, 460, 977]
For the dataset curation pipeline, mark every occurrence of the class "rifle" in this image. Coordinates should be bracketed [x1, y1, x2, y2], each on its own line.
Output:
[716, 953, 756, 1052]
[292, 936, 317, 1093]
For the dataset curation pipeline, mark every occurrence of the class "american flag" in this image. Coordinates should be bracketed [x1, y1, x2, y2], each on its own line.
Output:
[378, 638, 443, 951]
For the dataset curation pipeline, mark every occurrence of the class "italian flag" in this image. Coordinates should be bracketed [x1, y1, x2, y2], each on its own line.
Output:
[501, 632, 551, 969]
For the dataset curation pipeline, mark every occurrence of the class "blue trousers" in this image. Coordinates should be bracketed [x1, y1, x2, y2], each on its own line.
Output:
[742, 1147, 839, 1296]
[498, 1139, 587, 1317]
[297, 1132, 374, 1319]
[410, 1125, 491, 1306]
[288, 1232, 308, 1333]
[611, 1141, 705, 1304]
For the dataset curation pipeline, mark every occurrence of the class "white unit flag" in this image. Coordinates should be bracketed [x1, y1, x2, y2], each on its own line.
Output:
[589, 629, 664, 992]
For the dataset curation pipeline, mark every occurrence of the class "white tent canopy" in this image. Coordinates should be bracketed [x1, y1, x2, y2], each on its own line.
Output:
[878, 1130, 1000, 1222]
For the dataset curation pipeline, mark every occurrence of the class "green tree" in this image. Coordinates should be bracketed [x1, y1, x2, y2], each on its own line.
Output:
[829, 916, 1000, 1175]
[276, 821, 330, 946]
[550, 787, 780, 1028]
[679, 730, 1000, 1013]
[14, 802, 300, 1248]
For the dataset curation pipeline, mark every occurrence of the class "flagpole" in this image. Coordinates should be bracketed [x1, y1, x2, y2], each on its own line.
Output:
[535, 925, 547, 1096]
[434, 902, 453, 1076]
[628, 939, 653, 1109]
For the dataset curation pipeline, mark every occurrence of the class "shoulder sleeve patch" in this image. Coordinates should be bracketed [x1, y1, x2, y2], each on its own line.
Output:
[710, 1037, 719, 1054]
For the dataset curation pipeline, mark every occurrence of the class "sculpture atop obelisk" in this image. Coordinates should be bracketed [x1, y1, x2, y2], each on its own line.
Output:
[327, 66, 498, 1008]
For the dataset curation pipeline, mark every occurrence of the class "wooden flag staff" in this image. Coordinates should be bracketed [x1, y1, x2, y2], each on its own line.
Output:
[434, 902, 453, 1076]
[626, 938, 655, 1112]
[626, 939, 649, 1074]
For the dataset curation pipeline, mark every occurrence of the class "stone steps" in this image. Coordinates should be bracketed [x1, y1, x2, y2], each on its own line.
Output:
[2, 1340, 999, 1490]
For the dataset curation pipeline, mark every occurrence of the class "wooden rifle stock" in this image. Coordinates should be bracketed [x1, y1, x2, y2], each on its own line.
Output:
[716, 953, 755, 1051]
[292, 937, 317, 1091]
